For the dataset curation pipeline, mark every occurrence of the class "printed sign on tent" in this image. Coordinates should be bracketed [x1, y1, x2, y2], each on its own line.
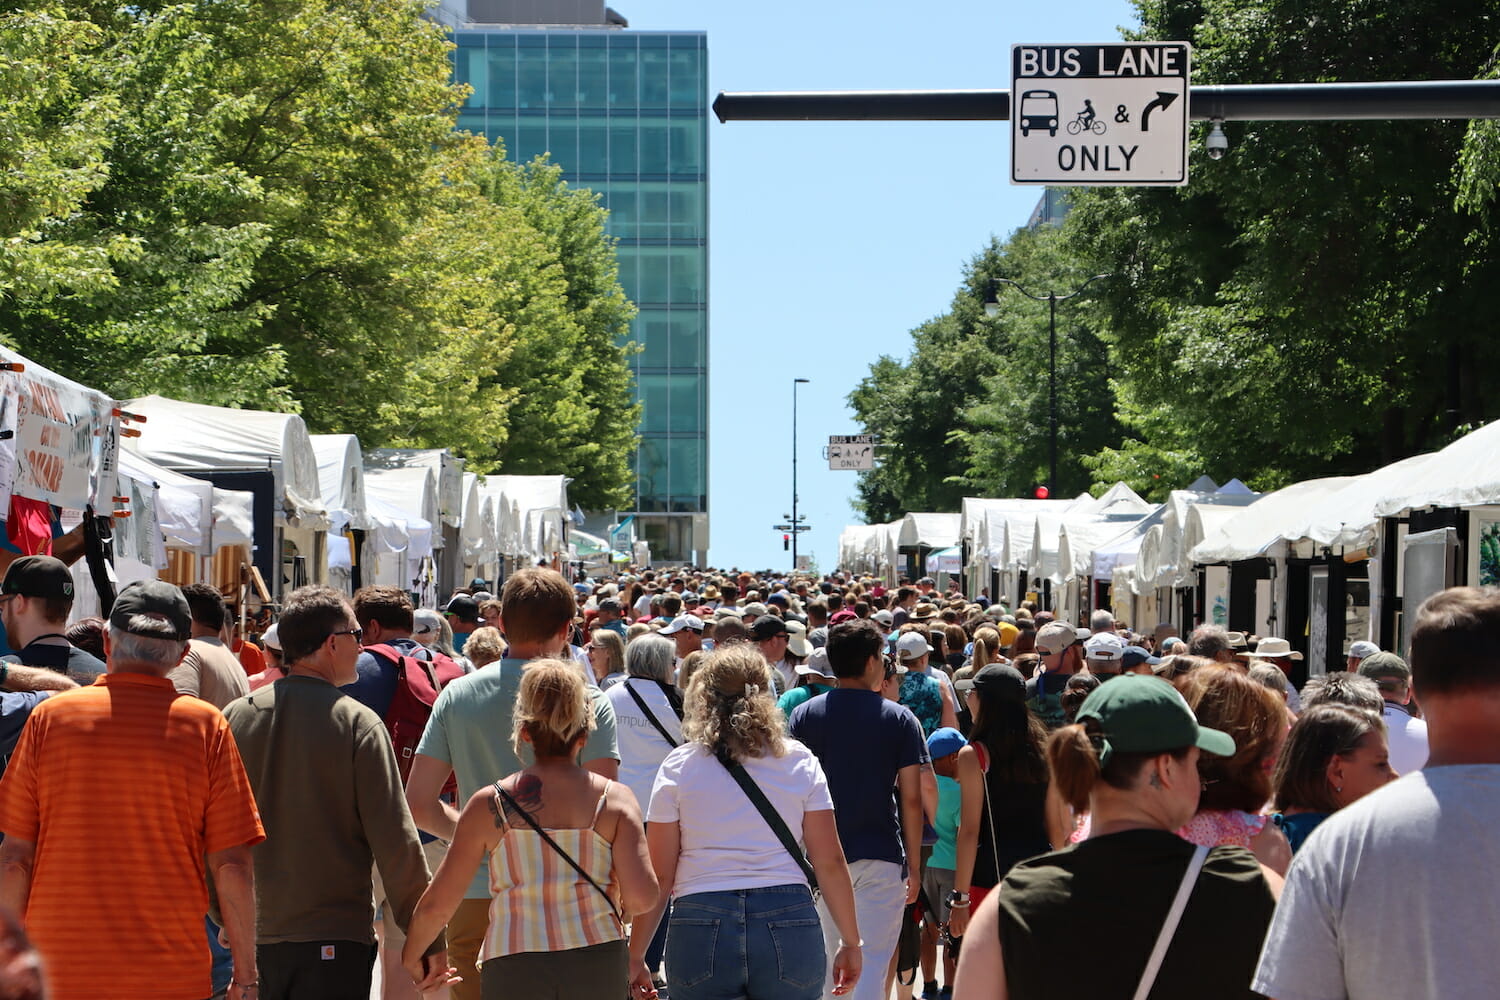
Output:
[12, 376, 99, 509]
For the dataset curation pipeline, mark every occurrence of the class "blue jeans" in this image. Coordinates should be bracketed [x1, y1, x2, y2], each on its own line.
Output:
[666, 885, 825, 1000]
[206, 916, 232, 997]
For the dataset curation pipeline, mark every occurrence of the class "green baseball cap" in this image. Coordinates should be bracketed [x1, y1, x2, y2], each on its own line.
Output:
[1076, 674, 1235, 765]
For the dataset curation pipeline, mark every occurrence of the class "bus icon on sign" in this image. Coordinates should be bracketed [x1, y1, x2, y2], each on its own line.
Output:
[1018, 90, 1059, 137]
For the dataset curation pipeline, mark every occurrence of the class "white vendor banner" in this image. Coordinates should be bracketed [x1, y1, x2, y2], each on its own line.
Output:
[4, 351, 117, 511]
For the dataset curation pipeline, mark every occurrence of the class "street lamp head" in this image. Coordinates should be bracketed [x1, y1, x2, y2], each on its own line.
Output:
[794, 378, 810, 384]
[983, 300, 1002, 319]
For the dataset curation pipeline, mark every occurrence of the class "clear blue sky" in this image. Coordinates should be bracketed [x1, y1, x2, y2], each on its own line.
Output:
[620, 0, 1139, 571]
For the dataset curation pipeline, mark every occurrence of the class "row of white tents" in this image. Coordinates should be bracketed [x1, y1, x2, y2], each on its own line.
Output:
[841, 419, 1500, 676]
[0, 344, 578, 615]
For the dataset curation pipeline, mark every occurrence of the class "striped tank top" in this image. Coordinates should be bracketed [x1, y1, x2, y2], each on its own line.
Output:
[481, 779, 624, 961]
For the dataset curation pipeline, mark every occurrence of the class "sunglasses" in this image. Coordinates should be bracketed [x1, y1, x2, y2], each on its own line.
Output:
[329, 627, 364, 643]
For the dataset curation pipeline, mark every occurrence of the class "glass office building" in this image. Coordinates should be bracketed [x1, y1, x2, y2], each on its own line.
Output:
[446, 5, 709, 564]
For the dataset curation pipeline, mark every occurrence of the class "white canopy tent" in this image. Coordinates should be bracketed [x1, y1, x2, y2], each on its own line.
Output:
[117, 448, 254, 559]
[1190, 478, 1360, 564]
[310, 434, 373, 590]
[838, 524, 886, 576]
[477, 475, 570, 564]
[1035, 483, 1154, 586]
[1081, 482, 1155, 518]
[1132, 525, 1167, 597]
[1371, 420, 1500, 520]
[367, 448, 465, 529]
[898, 512, 961, 550]
[1135, 490, 1261, 590]
[124, 395, 327, 530]
[113, 450, 254, 600]
[309, 435, 370, 532]
[459, 472, 499, 582]
[364, 465, 440, 533]
[1060, 516, 1152, 583]
[124, 394, 328, 596]
[1091, 505, 1171, 582]
[363, 465, 439, 600]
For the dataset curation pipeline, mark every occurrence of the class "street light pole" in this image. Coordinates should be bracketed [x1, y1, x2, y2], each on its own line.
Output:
[1048, 291, 1057, 497]
[792, 378, 810, 569]
[985, 274, 1112, 495]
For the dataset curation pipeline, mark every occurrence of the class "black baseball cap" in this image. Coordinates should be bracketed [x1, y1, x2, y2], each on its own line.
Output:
[110, 580, 192, 641]
[749, 616, 789, 641]
[444, 595, 481, 624]
[1, 556, 74, 601]
[955, 663, 1027, 702]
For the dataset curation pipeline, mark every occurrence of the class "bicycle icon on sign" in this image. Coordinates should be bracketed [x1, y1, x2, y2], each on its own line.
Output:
[1066, 100, 1107, 136]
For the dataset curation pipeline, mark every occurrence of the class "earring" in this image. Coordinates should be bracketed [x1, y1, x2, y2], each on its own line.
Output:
[1334, 785, 1343, 793]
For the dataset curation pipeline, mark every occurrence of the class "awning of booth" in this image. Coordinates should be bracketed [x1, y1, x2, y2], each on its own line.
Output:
[898, 512, 961, 550]
[124, 395, 327, 530]
[1190, 477, 1360, 564]
[310, 434, 370, 532]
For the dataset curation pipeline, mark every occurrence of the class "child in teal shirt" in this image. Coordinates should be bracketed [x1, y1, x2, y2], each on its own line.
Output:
[920, 727, 966, 1000]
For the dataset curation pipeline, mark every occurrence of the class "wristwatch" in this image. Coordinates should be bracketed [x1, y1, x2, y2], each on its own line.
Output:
[946, 890, 970, 906]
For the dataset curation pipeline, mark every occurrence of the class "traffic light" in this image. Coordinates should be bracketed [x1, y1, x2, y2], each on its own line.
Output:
[1034, 485, 1050, 499]
[783, 534, 790, 551]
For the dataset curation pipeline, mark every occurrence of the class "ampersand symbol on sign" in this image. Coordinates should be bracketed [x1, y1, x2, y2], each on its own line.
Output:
[1115, 104, 1130, 123]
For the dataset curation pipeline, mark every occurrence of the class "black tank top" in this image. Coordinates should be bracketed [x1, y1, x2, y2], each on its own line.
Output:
[970, 743, 1051, 890]
[996, 829, 1276, 999]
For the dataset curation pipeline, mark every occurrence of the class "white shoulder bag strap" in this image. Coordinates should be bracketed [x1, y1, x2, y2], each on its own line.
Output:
[1131, 844, 1210, 1000]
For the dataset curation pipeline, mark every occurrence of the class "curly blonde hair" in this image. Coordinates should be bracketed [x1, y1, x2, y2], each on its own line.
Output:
[464, 626, 506, 668]
[511, 658, 595, 759]
[683, 645, 786, 763]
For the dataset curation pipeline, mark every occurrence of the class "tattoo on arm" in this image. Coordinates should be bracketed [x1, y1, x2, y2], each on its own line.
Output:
[487, 792, 506, 830]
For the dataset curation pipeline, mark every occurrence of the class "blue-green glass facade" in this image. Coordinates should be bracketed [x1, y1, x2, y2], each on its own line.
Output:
[451, 28, 708, 561]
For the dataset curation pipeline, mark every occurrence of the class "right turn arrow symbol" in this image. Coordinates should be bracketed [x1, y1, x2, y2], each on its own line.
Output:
[1140, 91, 1178, 132]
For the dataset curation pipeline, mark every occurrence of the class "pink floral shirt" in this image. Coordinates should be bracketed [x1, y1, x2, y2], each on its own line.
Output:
[1176, 809, 1266, 849]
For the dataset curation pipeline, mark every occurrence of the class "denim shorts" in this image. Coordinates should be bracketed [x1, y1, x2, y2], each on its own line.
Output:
[666, 884, 826, 1000]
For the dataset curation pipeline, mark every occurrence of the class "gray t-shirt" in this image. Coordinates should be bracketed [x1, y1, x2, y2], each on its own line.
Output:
[1254, 765, 1500, 999]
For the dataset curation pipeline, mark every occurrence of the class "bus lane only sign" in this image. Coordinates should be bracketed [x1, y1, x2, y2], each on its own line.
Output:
[1011, 42, 1191, 186]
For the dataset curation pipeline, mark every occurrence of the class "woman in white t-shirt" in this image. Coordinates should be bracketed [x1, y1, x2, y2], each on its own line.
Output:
[627, 645, 863, 1000]
[605, 635, 684, 824]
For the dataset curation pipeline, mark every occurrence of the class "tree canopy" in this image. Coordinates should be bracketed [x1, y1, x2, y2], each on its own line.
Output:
[0, 0, 638, 506]
[852, 0, 1500, 519]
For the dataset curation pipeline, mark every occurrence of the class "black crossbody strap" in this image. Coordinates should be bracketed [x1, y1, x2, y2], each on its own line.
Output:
[655, 678, 686, 721]
[624, 680, 680, 748]
[494, 782, 621, 919]
[716, 753, 819, 893]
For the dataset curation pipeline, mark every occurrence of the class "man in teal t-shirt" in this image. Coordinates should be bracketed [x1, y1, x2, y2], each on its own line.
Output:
[407, 569, 619, 1000]
[921, 727, 966, 1000]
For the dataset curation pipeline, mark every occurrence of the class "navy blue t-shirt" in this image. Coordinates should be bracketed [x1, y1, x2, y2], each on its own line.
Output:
[789, 688, 930, 865]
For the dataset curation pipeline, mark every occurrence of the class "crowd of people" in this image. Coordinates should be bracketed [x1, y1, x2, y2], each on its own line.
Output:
[0, 560, 1491, 1000]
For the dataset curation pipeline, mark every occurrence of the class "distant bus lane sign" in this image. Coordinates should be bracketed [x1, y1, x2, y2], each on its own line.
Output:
[1011, 42, 1191, 186]
[828, 434, 875, 471]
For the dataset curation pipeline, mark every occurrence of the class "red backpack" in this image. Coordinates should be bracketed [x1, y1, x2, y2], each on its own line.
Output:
[427, 649, 466, 689]
[364, 643, 450, 787]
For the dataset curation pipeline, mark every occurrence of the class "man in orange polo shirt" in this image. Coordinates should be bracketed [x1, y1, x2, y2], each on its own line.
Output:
[0, 580, 265, 1000]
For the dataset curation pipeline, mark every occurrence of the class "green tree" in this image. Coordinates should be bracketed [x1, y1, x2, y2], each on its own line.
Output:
[480, 156, 640, 509]
[1066, 0, 1500, 498]
[848, 225, 1121, 519]
[0, 1, 639, 508]
[0, 8, 131, 303]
